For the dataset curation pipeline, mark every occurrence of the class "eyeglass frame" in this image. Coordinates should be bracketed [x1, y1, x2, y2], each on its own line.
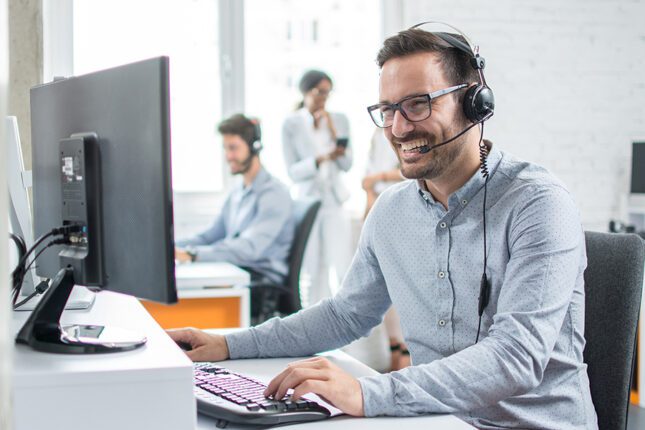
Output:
[367, 83, 468, 128]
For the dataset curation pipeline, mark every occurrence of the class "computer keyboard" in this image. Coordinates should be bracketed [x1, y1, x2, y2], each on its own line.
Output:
[193, 362, 331, 427]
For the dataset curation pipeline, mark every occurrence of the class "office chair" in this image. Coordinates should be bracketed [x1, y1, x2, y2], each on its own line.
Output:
[249, 198, 321, 325]
[583, 231, 644, 430]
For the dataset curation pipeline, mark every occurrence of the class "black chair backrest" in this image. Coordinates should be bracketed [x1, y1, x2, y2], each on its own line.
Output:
[284, 199, 321, 313]
[583, 231, 644, 430]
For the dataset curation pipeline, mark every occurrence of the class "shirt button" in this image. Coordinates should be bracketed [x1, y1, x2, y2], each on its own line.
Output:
[438, 319, 446, 327]
[439, 222, 447, 228]
[438, 271, 445, 279]
[461, 199, 468, 205]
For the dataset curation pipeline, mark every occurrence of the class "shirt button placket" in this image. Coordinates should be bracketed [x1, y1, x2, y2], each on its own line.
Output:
[435, 217, 452, 351]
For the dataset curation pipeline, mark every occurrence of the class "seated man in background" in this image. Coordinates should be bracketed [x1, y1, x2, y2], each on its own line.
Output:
[175, 114, 295, 286]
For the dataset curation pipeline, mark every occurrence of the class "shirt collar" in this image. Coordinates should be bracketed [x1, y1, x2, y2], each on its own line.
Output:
[415, 141, 502, 211]
[234, 166, 270, 196]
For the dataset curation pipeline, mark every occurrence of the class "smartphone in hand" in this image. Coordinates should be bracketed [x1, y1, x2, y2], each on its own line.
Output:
[336, 137, 349, 148]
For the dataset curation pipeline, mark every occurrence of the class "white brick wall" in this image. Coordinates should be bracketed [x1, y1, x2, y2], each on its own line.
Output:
[389, 0, 645, 231]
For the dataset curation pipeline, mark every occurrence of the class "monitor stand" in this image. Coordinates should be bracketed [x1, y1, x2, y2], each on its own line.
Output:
[15, 266, 147, 354]
[14, 284, 96, 312]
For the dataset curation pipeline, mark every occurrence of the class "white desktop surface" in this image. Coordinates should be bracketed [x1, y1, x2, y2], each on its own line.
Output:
[12, 291, 196, 430]
[195, 344, 473, 429]
[175, 261, 250, 289]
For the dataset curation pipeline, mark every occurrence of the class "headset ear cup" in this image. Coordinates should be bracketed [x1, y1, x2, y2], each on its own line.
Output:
[463, 85, 495, 123]
[249, 118, 262, 154]
[251, 139, 263, 154]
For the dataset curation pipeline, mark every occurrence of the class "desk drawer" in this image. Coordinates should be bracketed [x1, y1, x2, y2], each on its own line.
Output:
[142, 297, 242, 329]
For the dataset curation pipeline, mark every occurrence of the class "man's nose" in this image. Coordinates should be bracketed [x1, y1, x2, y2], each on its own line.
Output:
[391, 110, 414, 139]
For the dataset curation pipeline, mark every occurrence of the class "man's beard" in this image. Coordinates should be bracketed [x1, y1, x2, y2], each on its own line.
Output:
[392, 122, 469, 180]
[230, 154, 254, 175]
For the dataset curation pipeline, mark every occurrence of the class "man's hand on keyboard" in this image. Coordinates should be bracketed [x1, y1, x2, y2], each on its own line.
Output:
[263, 356, 364, 417]
[166, 328, 230, 362]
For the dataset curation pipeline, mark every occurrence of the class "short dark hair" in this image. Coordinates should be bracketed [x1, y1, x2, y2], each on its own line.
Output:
[217, 114, 257, 147]
[376, 29, 479, 87]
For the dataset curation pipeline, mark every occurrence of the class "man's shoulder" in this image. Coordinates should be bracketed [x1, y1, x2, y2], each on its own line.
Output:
[497, 150, 570, 195]
[495, 150, 578, 214]
[256, 170, 291, 197]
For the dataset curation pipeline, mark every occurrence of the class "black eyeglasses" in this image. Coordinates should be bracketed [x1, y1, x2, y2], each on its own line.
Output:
[367, 84, 468, 128]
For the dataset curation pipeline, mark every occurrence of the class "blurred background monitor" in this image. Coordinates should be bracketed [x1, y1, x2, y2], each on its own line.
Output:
[6, 115, 37, 296]
[630, 141, 645, 194]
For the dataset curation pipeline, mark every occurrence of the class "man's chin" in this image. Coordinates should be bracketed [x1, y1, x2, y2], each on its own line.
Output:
[400, 164, 439, 181]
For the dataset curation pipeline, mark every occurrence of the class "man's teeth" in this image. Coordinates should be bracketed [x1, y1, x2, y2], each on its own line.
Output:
[400, 139, 428, 151]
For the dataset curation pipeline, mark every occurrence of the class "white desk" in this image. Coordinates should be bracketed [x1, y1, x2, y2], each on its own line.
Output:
[175, 261, 250, 290]
[12, 291, 195, 430]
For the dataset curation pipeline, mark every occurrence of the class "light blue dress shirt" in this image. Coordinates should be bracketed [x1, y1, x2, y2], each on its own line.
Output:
[225, 146, 598, 429]
[176, 168, 294, 283]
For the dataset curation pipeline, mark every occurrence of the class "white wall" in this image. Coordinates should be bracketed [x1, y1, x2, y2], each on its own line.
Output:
[1, 0, 13, 426]
[388, 0, 645, 231]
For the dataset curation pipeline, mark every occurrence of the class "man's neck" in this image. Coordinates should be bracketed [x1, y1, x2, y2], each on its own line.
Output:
[423, 145, 481, 210]
[242, 158, 262, 187]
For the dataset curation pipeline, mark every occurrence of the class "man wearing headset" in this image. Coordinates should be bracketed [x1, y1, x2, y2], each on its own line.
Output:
[175, 113, 295, 286]
[170, 27, 596, 429]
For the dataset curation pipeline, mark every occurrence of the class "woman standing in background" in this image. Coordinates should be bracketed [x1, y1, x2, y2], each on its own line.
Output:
[282, 70, 353, 307]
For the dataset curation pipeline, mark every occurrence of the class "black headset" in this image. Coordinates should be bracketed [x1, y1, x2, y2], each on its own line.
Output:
[248, 117, 263, 155]
[410, 22, 495, 124]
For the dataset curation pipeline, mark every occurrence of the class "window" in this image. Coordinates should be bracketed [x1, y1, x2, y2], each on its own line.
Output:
[66, 0, 383, 219]
[244, 0, 381, 214]
[73, 0, 223, 192]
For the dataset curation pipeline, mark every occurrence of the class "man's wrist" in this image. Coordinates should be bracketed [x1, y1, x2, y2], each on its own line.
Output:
[221, 335, 231, 359]
[185, 247, 198, 262]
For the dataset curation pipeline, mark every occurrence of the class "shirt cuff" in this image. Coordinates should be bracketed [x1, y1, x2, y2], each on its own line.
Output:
[225, 329, 261, 359]
[358, 374, 396, 417]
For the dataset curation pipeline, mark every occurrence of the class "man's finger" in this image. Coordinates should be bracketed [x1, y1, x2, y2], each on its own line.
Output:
[265, 359, 327, 396]
[186, 346, 211, 362]
[166, 328, 193, 344]
[291, 379, 328, 402]
[275, 368, 327, 400]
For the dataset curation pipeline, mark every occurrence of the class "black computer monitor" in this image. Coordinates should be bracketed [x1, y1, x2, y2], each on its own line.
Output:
[16, 57, 177, 354]
[631, 142, 645, 194]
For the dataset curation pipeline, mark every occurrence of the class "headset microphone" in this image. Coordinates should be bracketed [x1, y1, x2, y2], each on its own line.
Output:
[416, 120, 482, 154]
